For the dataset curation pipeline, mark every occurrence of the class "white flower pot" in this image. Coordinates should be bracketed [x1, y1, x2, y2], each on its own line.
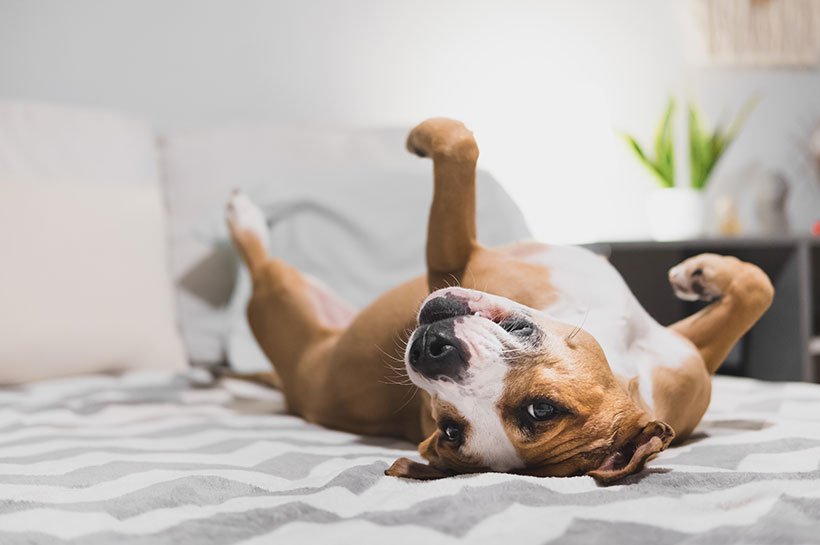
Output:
[646, 188, 705, 241]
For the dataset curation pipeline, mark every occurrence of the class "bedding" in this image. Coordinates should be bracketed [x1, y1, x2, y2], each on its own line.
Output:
[0, 372, 818, 544]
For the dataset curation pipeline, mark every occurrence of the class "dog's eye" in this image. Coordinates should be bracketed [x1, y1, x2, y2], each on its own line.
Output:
[526, 401, 555, 420]
[500, 318, 534, 337]
[441, 423, 463, 444]
[515, 399, 564, 435]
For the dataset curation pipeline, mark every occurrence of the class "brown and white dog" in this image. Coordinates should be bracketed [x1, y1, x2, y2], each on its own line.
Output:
[226, 118, 774, 484]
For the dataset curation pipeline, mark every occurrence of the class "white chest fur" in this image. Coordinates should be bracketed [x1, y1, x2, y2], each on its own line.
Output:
[523, 245, 696, 411]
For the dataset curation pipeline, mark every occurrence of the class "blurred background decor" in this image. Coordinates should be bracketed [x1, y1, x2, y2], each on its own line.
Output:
[690, 0, 820, 67]
[624, 99, 702, 241]
[623, 97, 755, 240]
[3, 0, 820, 243]
[707, 163, 791, 236]
[812, 124, 820, 235]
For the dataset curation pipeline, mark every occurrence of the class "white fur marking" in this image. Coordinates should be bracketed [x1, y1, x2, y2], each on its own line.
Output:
[227, 192, 270, 248]
[524, 245, 700, 413]
[435, 319, 523, 471]
[668, 264, 702, 301]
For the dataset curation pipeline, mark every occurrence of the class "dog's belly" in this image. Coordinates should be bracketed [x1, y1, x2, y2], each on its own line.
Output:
[521, 244, 697, 411]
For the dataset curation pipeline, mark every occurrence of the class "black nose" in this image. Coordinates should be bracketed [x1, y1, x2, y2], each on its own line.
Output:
[408, 320, 468, 380]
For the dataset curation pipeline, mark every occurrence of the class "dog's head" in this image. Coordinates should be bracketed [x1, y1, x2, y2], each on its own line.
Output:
[386, 287, 674, 484]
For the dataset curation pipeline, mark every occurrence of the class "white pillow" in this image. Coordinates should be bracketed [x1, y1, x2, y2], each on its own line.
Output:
[0, 181, 188, 384]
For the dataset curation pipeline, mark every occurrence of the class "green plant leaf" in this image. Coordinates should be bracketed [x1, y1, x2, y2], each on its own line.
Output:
[725, 96, 760, 142]
[621, 133, 674, 188]
[688, 96, 758, 189]
[689, 104, 710, 190]
[653, 98, 676, 187]
[620, 98, 677, 189]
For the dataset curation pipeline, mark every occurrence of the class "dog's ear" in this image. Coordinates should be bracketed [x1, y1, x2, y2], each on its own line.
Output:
[587, 420, 674, 485]
[385, 457, 453, 480]
[385, 432, 453, 480]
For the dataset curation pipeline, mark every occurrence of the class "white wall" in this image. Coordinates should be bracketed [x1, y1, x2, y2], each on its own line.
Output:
[1, 0, 817, 242]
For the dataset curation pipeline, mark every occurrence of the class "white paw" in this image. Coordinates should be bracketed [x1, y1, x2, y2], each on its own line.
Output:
[226, 190, 269, 246]
[668, 255, 726, 302]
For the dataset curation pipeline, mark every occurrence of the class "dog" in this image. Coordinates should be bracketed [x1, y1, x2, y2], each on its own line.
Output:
[225, 118, 773, 484]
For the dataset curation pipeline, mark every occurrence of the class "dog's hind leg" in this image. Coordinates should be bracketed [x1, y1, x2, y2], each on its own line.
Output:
[406, 118, 481, 293]
[668, 253, 774, 374]
[226, 192, 356, 412]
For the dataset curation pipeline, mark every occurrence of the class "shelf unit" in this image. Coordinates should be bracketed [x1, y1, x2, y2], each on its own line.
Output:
[585, 237, 819, 383]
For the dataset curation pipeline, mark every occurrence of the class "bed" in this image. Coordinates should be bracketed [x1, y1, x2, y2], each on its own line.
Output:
[1, 371, 818, 544]
[1, 104, 817, 543]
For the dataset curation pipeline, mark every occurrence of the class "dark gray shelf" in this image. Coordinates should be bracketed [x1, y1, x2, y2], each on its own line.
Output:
[584, 236, 819, 383]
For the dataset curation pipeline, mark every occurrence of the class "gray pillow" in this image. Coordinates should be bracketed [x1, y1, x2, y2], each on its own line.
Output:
[225, 166, 531, 373]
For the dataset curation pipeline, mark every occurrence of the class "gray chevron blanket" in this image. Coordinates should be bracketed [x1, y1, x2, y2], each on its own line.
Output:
[0, 372, 818, 544]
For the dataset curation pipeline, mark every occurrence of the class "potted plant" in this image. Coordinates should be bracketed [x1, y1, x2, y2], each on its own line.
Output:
[623, 97, 755, 240]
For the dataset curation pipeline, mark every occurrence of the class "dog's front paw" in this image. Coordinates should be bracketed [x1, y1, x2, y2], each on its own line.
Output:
[668, 253, 738, 302]
[406, 118, 478, 162]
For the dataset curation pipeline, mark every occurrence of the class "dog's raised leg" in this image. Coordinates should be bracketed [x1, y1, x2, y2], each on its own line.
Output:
[226, 192, 355, 412]
[406, 118, 480, 292]
[668, 253, 774, 374]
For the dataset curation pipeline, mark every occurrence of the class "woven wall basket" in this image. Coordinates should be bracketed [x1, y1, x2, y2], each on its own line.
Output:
[692, 0, 820, 66]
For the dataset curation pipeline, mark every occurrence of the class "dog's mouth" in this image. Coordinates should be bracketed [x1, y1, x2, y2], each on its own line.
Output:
[417, 292, 473, 326]
[417, 288, 518, 326]
[407, 289, 536, 383]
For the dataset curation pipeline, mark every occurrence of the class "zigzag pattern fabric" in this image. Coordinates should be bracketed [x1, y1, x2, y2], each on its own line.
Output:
[0, 372, 818, 544]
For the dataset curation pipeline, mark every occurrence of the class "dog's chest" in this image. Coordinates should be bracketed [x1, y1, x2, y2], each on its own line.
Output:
[522, 245, 694, 405]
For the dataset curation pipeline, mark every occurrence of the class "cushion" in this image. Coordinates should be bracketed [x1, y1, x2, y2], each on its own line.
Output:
[0, 182, 188, 383]
[0, 100, 187, 382]
[224, 166, 531, 373]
